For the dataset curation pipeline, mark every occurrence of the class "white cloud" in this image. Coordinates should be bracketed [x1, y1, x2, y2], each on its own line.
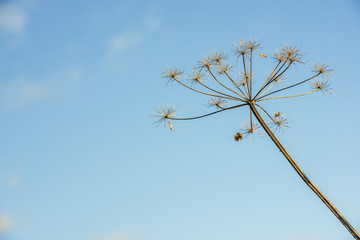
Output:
[108, 9, 161, 57]
[0, 4, 27, 34]
[111, 32, 143, 53]
[0, 214, 13, 234]
[0, 79, 50, 110]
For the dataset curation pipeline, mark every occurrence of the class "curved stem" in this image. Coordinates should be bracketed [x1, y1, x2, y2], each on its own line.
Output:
[170, 103, 247, 121]
[207, 67, 247, 100]
[219, 62, 247, 98]
[249, 102, 360, 240]
[255, 103, 276, 122]
[173, 77, 245, 102]
[197, 81, 238, 100]
[258, 90, 318, 102]
[253, 61, 281, 99]
[257, 73, 320, 101]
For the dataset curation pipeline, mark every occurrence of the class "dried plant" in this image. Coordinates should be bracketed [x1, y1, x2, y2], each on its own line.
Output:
[153, 39, 359, 240]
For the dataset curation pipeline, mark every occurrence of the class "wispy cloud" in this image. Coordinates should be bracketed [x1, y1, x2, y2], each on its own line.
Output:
[0, 79, 50, 110]
[143, 9, 161, 32]
[110, 32, 143, 53]
[0, 3, 27, 34]
[109, 9, 161, 55]
[0, 214, 13, 235]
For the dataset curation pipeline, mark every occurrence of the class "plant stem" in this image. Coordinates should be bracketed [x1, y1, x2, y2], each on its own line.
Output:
[249, 102, 360, 240]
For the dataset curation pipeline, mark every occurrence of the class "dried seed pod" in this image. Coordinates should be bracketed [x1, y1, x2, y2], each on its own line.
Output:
[260, 53, 267, 58]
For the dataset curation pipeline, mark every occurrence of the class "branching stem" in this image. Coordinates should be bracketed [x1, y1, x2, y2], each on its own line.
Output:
[207, 67, 247, 100]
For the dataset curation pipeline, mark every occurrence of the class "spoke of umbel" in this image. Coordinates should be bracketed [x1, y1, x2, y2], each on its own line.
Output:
[249, 102, 360, 240]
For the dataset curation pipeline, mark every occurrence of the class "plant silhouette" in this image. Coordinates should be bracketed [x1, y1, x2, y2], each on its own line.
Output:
[153, 39, 360, 240]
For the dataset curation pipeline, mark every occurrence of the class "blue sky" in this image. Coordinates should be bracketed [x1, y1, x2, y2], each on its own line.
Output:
[0, 0, 360, 240]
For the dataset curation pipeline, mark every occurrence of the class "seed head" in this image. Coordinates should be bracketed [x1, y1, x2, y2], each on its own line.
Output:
[312, 62, 333, 78]
[273, 75, 286, 85]
[241, 121, 261, 138]
[270, 114, 289, 134]
[218, 63, 233, 74]
[233, 41, 250, 58]
[188, 70, 206, 86]
[197, 56, 214, 70]
[312, 80, 332, 95]
[207, 97, 227, 109]
[153, 106, 177, 130]
[245, 40, 261, 51]
[272, 50, 287, 62]
[281, 45, 304, 64]
[162, 67, 184, 86]
[239, 69, 253, 82]
[210, 51, 227, 64]
[234, 132, 243, 141]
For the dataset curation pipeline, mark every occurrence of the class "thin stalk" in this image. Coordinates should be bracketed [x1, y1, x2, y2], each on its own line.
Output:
[261, 60, 289, 89]
[257, 80, 278, 98]
[258, 90, 318, 102]
[249, 102, 360, 240]
[253, 61, 281, 99]
[255, 103, 275, 122]
[197, 81, 239, 100]
[173, 77, 245, 102]
[219, 62, 247, 97]
[257, 73, 320, 100]
[207, 67, 247, 100]
[170, 103, 247, 121]
[242, 54, 251, 97]
[250, 50, 253, 99]
[268, 62, 291, 85]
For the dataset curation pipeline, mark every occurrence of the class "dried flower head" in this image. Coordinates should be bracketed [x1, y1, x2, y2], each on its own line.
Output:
[233, 43, 250, 57]
[312, 62, 333, 78]
[312, 80, 332, 95]
[218, 63, 233, 74]
[288, 53, 304, 65]
[272, 50, 287, 62]
[188, 70, 206, 86]
[207, 97, 227, 109]
[273, 75, 286, 85]
[152, 106, 177, 130]
[281, 45, 301, 57]
[210, 51, 227, 64]
[241, 121, 261, 138]
[237, 78, 247, 88]
[152, 40, 359, 240]
[239, 70, 253, 82]
[281, 45, 304, 65]
[270, 114, 289, 133]
[162, 67, 184, 86]
[245, 40, 261, 51]
[197, 56, 214, 70]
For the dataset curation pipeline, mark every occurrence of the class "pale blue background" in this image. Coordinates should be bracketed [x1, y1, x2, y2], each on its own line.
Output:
[0, 0, 359, 240]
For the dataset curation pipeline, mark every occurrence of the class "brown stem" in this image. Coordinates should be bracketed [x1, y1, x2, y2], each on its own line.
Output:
[249, 102, 360, 240]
